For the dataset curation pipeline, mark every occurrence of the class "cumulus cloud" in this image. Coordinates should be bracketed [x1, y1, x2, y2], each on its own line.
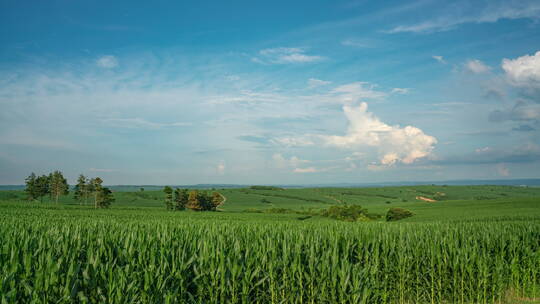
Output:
[465, 59, 491, 74]
[502, 51, 540, 88]
[308, 78, 331, 88]
[320, 102, 437, 165]
[96, 55, 118, 68]
[254, 47, 324, 64]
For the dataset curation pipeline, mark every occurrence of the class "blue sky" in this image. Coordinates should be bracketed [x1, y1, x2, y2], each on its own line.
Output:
[1, 0, 539, 184]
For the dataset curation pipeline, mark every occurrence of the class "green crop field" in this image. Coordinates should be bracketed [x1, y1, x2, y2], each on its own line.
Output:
[1, 185, 539, 303]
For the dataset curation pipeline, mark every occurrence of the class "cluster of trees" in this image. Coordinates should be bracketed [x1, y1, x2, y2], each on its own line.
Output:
[163, 187, 223, 211]
[73, 175, 114, 208]
[24, 172, 114, 208]
[25, 171, 69, 203]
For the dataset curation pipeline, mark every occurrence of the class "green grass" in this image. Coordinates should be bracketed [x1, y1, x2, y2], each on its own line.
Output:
[1, 185, 539, 303]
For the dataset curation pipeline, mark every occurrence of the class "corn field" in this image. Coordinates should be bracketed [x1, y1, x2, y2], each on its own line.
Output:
[0, 210, 538, 303]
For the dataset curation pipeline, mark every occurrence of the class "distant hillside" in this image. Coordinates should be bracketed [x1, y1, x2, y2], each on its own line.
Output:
[1, 179, 539, 191]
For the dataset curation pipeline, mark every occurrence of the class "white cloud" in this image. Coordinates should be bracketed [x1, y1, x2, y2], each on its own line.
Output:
[465, 59, 491, 74]
[217, 162, 225, 175]
[502, 51, 540, 88]
[308, 78, 332, 88]
[475, 147, 491, 153]
[432, 55, 446, 64]
[321, 102, 437, 165]
[386, 1, 540, 33]
[96, 55, 118, 68]
[271, 136, 314, 147]
[255, 47, 324, 64]
[102, 118, 191, 129]
[272, 153, 310, 169]
[391, 88, 410, 94]
[331, 82, 386, 103]
[341, 39, 371, 48]
[293, 167, 318, 173]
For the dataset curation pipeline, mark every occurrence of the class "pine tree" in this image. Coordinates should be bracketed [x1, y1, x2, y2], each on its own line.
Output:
[73, 174, 88, 205]
[24, 173, 37, 201]
[49, 171, 69, 204]
[35, 174, 50, 203]
[90, 177, 103, 209]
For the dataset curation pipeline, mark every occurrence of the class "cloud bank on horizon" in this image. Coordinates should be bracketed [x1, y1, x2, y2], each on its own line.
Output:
[0, 0, 539, 184]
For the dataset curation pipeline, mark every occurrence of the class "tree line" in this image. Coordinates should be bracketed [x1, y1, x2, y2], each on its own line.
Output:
[24, 172, 114, 208]
[163, 187, 223, 211]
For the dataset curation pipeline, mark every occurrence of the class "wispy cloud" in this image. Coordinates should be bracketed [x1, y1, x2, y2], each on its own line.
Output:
[308, 78, 331, 88]
[432, 55, 446, 64]
[385, 1, 540, 33]
[391, 88, 410, 95]
[96, 55, 118, 68]
[465, 59, 491, 74]
[253, 47, 324, 64]
[102, 118, 191, 129]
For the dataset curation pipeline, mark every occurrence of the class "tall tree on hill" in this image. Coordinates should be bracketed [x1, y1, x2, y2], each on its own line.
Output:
[34, 175, 50, 202]
[90, 177, 103, 209]
[73, 175, 89, 205]
[163, 186, 173, 210]
[49, 171, 69, 204]
[174, 188, 188, 210]
[24, 173, 38, 201]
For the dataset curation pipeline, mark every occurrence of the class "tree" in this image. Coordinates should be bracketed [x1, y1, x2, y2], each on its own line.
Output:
[24, 173, 37, 201]
[90, 177, 103, 209]
[174, 188, 188, 210]
[186, 190, 202, 210]
[96, 187, 114, 208]
[163, 186, 173, 210]
[49, 171, 69, 204]
[35, 175, 50, 203]
[73, 174, 89, 205]
[212, 192, 223, 209]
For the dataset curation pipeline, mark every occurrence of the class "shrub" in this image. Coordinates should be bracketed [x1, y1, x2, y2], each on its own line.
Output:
[320, 205, 372, 222]
[386, 208, 414, 221]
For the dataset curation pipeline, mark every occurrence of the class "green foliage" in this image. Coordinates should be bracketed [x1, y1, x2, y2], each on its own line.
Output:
[249, 185, 284, 190]
[163, 186, 173, 210]
[49, 170, 69, 204]
[0, 203, 538, 303]
[173, 188, 188, 210]
[73, 174, 91, 205]
[320, 204, 373, 222]
[96, 187, 114, 208]
[386, 207, 414, 221]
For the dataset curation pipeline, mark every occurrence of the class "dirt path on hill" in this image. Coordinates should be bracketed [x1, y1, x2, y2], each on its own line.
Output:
[216, 192, 227, 211]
